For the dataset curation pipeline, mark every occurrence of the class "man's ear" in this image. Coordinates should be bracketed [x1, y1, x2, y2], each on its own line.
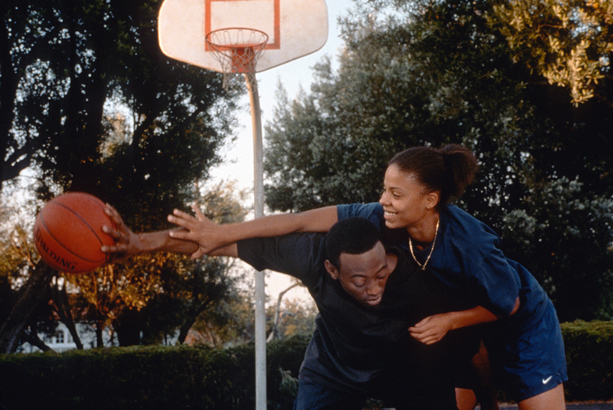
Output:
[324, 260, 340, 280]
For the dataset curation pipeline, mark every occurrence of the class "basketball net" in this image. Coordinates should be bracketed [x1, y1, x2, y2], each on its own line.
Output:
[205, 28, 268, 90]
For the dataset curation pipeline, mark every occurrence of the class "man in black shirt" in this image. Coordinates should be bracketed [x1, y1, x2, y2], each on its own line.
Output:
[103, 210, 470, 410]
[233, 218, 468, 410]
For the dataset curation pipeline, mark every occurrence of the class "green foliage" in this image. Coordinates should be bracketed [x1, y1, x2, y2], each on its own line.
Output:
[266, 336, 310, 410]
[1, 0, 238, 214]
[190, 281, 317, 347]
[59, 182, 249, 347]
[192, 288, 257, 346]
[1, 326, 613, 408]
[262, 0, 613, 321]
[489, 0, 613, 105]
[264, 0, 538, 219]
[0, 345, 217, 409]
[270, 298, 317, 340]
[0, 0, 244, 353]
[0, 335, 311, 410]
[562, 320, 613, 401]
[502, 178, 613, 321]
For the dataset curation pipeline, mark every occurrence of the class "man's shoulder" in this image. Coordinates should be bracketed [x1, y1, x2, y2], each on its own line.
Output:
[237, 232, 328, 284]
[385, 247, 419, 284]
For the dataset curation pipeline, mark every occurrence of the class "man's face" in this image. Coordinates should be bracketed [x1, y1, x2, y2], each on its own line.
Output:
[325, 242, 392, 307]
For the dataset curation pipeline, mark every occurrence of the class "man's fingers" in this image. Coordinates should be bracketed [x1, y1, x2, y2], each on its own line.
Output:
[101, 244, 127, 253]
[102, 225, 122, 240]
[105, 204, 121, 221]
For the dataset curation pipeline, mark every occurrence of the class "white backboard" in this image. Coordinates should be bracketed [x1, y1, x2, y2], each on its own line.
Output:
[158, 0, 328, 72]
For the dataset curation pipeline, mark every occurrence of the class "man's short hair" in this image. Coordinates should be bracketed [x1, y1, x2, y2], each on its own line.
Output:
[324, 218, 382, 270]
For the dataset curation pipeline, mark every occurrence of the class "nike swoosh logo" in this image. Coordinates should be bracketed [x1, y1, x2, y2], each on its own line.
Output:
[542, 376, 553, 384]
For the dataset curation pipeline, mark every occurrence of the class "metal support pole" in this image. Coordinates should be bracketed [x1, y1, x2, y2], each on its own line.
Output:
[245, 73, 266, 410]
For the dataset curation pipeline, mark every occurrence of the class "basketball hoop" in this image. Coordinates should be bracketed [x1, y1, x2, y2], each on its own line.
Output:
[205, 28, 269, 90]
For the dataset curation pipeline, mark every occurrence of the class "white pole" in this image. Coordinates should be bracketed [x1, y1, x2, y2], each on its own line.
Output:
[245, 73, 266, 410]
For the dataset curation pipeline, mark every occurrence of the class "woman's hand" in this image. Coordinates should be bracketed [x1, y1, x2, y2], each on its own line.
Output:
[408, 313, 455, 345]
[167, 204, 225, 259]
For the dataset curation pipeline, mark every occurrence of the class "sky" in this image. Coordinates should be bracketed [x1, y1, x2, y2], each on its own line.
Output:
[209, 0, 353, 192]
[207, 1, 355, 303]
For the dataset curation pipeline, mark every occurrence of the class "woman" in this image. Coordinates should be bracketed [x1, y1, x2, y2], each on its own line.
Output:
[167, 144, 567, 410]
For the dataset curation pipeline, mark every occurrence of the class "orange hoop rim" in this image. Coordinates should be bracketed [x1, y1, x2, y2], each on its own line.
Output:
[205, 27, 269, 85]
[205, 28, 269, 52]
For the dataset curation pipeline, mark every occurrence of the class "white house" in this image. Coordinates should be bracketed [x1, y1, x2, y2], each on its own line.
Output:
[17, 322, 119, 353]
[18, 322, 182, 353]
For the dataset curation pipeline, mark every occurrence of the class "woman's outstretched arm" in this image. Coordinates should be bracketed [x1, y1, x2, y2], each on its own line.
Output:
[167, 204, 338, 258]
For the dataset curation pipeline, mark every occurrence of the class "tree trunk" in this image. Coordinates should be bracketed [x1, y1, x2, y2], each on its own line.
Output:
[22, 326, 52, 353]
[177, 299, 213, 344]
[114, 308, 142, 347]
[95, 321, 104, 348]
[267, 283, 300, 343]
[52, 283, 84, 350]
[0, 264, 54, 354]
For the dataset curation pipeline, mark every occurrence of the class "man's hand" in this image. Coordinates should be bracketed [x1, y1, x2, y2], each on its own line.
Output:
[101, 204, 142, 261]
[408, 313, 455, 345]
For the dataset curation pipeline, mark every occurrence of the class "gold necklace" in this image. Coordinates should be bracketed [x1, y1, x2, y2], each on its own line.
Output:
[408, 219, 440, 271]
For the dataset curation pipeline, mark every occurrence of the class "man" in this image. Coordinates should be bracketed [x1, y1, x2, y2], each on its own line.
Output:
[102, 207, 475, 410]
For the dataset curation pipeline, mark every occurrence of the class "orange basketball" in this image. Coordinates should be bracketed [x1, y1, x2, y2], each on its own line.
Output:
[33, 192, 116, 273]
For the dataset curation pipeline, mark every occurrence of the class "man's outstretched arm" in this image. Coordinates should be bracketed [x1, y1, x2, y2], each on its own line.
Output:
[101, 204, 200, 259]
[101, 204, 251, 262]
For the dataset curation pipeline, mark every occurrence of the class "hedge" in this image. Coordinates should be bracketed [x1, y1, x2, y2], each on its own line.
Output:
[0, 321, 611, 410]
[562, 320, 613, 401]
[0, 336, 308, 410]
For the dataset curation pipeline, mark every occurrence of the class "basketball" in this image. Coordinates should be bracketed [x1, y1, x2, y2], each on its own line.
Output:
[33, 192, 116, 273]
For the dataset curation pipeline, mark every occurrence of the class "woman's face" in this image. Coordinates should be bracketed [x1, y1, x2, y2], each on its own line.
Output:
[379, 164, 434, 230]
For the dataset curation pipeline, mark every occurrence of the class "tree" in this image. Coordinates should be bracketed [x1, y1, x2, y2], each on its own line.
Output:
[267, 297, 317, 342]
[262, 0, 613, 320]
[0, 194, 57, 353]
[489, 0, 613, 105]
[501, 177, 613, 320]
[0, 0, 243, 352]
[266, 280, 311, 342]
[53, 181, 250, 348]
[187, 277, 317, 347]
[266, 0, 538, 223]
[1, 0, 237, 196]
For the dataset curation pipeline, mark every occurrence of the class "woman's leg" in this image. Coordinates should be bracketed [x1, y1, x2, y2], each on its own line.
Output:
[490, 302, 567, 410]
[516, 384, 565, 410]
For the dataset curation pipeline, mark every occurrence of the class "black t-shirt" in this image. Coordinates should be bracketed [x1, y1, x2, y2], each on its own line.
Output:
[237, 233, 476, 397]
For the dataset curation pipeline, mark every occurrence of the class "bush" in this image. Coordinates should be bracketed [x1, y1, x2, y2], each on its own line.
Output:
[0, 323, 611, 409]
[0, 336, 309, 410]
[562, 320, 613, 401]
